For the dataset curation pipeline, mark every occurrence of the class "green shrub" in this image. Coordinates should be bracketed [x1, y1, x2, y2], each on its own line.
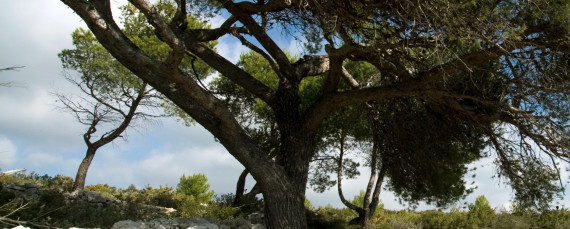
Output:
[114, 186, 142, 203]
[530, 208, 570, 229]
[307, 204, 357, 229]
[85, 183, 118, 200]
[46, 175, 74, 191]
[204, 203, 242, 220]
[419, 209, 469, 229]
[176, 197, 210, 218]
[377, 217, 420, 229]
[139, 186, 179, 208]
[104, 185, 182, 209]
[466, 195, 495, 228]
[491, 213, 531, 229]
[377, 210, 421, 229]
[175, 196, 241, 220]
[420, 210, 454, 229]
[0, 170, 51, 187]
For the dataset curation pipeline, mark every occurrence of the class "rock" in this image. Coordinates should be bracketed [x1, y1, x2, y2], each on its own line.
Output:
[0, 182, 188, 228]
[70, 189, 85, 198]
[24, 183, 38, 189]
[112, 220, 150, 229]
[191, 218, 211, 224]
[159, 207, 176, 214]
[247, 213, 264, 224]
[94, 194, 107, 203]
[6, 183, 25, 191]
[112, 218, 262, 229]
[187, 223, 219, 229]
[219, 218, 251, 228]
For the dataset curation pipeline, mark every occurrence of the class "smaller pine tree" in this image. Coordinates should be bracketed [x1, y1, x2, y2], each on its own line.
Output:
[176, 173, 214, 202]
[467, 195, 495, 228]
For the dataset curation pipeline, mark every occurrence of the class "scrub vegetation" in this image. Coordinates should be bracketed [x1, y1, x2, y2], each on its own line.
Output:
[2, 170, 570, 228]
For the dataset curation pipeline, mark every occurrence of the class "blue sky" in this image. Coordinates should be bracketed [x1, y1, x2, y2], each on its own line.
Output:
[0, 0, 568, 211]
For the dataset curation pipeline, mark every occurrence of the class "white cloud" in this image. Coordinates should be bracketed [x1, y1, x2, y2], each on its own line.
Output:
[0, 136, 17, 168]
[215, 37, 249, 64]
[0, 89, 85, 151]
[208, 15, 227, 28]
[25, 152, 67, 167]
[21, 151, 81, 177]
[0, 1, 84, 56]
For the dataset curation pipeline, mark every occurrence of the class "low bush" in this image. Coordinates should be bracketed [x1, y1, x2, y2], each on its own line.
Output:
[307, 204, 358, 229]
[176, 197, 242, 220]
[0, 170, 63, 188]
[85, 183, 118, 200]
[491, 213, 532, 229]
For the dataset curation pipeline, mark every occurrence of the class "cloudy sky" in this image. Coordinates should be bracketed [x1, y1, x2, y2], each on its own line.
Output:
[0, 0, 568, 211]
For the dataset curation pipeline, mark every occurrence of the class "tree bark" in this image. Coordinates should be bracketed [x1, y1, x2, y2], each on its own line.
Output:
[263, 145, 309, 227]
[260, 80, 312, 228]
[73, 147, 97, 190]
[233, 169, 249, 205]
[263, 186, 307, 229]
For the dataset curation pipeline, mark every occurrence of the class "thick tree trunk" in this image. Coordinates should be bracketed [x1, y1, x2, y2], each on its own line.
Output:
[263, 186, 307, 229]
[260, 83, 311, 228]
[73, 147, 97, 190]
[262, 139, 311, 229]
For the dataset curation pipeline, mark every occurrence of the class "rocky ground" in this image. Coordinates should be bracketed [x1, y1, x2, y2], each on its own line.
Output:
[1, 183, 264, 229]
[112, 218, 265, 229]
